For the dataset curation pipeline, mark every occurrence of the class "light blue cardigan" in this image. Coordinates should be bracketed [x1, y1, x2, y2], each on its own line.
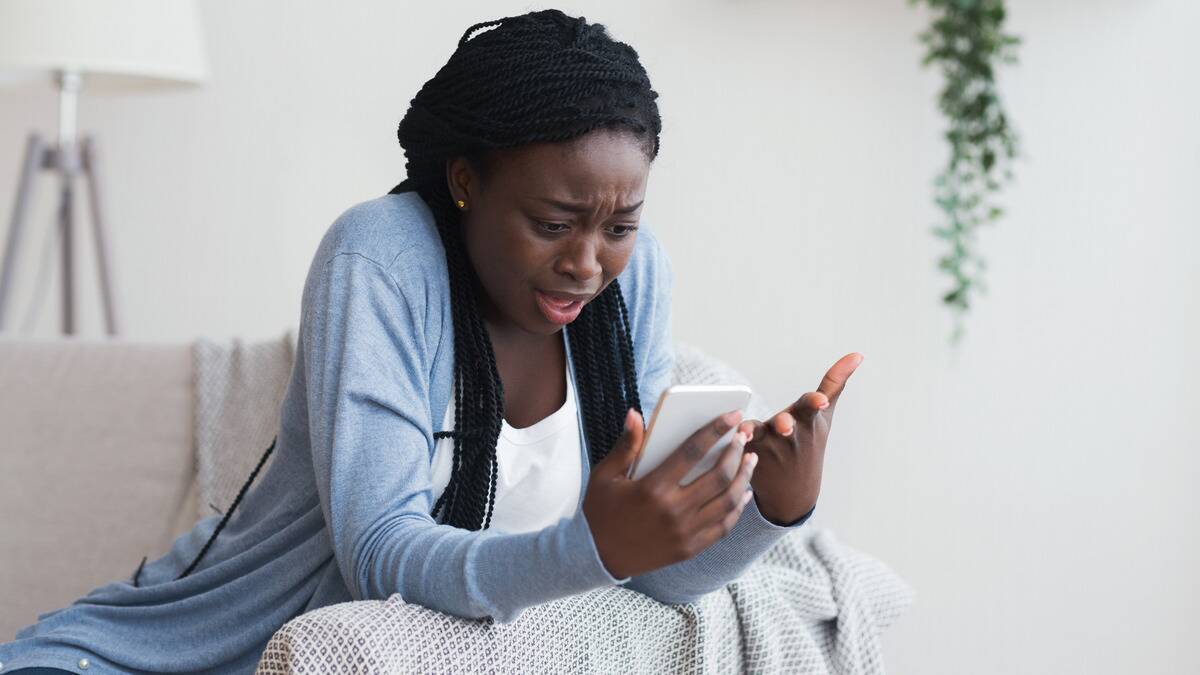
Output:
[0, 191, 811, 674]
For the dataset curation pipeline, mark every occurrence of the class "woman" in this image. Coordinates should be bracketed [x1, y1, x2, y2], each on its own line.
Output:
[0, 9, 861, 673]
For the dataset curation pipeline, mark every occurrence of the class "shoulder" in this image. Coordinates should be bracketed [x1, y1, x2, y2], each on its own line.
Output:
[314, 191, 448, 282]
[300, 193, 450, 366]
[301, 192, 453, 344]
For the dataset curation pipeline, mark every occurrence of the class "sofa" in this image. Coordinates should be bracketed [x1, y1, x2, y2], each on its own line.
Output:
[0, 331, 913, 672]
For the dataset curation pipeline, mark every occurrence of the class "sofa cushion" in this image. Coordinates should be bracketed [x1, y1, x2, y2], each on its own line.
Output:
[0, 334, 195, 640]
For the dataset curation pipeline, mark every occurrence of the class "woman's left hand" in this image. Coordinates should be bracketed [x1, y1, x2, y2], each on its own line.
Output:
[736, 352, 864, 525]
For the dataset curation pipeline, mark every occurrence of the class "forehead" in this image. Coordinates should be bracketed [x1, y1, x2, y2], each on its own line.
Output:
[488, 130, 650, 205]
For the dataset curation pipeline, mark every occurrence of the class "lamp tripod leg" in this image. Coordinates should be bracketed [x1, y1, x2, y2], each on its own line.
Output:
[81, 137, 119, 336]
[0, 133, 47, 332]
[59, 167, 75, 335]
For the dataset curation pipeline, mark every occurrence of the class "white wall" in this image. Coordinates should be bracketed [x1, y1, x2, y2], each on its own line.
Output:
[1, 0, 1196, 671]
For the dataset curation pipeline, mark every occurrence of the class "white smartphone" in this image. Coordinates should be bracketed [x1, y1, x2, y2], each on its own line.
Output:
[626, 384, 753, 486]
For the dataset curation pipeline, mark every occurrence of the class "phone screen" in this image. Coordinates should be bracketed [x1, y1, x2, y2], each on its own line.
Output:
[627, 384, 752, 484]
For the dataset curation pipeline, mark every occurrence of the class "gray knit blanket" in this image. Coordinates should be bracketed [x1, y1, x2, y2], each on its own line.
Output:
[253, 526, 913, 674]
[193, 336, 914, 673]
[192, 330, 296, 519]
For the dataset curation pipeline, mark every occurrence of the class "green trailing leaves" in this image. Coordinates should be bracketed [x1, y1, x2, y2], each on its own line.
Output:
[911, 0, 1021, 345]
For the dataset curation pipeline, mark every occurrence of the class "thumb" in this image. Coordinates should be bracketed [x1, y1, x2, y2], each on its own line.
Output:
[597, 408, 644, 478]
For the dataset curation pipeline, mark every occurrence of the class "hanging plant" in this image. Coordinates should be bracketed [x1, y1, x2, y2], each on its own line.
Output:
[911, 0, 1021, 345]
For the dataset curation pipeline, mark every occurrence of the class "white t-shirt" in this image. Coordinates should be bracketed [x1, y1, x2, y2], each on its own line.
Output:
[429, 341, 582, 533]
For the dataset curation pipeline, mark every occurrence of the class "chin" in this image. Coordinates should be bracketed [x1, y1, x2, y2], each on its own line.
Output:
[533, 313, 571, 333]
[502, 309, 568, 336]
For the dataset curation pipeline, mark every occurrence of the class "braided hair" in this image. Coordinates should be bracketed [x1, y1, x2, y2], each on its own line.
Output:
[392, 9, 662, 530]
[169, 9, 661, 581]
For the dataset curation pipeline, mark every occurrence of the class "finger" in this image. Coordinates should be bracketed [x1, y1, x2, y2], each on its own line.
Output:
[680, 429, 749, 508]
[734, 417, 772, 454]
[691, 453, 757, 546]
[644, 409, 742, 487]
[739, 419, 768, 447]
[695, 450, 756, 526]
[817, 352, 864, 407]
[596, 408, 644, 479]
[787, 393, 827, 425]
[689, 491, 752, 556]
[771, 411, 796, 436]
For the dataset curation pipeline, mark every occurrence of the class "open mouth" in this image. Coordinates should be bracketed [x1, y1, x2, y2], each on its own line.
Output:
[535, 289, 585, 325]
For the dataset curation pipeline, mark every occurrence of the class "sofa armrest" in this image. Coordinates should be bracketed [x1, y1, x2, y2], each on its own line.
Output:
[256, 584, 729, 674]
[254, 528, 914, 674]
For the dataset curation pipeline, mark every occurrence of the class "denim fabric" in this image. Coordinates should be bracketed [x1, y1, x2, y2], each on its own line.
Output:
[0, 191, 809, 674]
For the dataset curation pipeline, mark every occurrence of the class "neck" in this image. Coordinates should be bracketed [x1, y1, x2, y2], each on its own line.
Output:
[484, 316, 562, 352]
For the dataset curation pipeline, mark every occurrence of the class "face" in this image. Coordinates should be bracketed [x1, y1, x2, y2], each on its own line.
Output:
[446, 129, 651, 339]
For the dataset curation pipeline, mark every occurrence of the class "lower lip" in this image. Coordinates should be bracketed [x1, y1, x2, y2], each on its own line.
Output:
[535, 290, 584, 325]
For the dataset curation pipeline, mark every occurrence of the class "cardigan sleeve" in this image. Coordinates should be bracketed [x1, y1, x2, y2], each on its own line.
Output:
[302, 249, 624, 623]
[619, 229, 815, 605]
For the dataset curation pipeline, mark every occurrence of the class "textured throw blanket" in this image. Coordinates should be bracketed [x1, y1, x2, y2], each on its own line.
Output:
[254, 526, 913, 674]
[193, 336, 914, 673]
[192, 329, 296, 520]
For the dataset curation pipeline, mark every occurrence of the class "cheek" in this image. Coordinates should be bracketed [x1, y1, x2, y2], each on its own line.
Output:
[503, 233, 555, 283]
[463, 226, 515, 301]
[479, 226, 551, 296]
[601, 241, 637, 279]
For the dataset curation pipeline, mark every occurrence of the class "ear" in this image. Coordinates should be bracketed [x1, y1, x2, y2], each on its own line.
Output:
[445, 156, 475, 206]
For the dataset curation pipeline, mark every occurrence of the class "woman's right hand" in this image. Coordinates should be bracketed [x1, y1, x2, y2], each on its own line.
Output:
[582, 407, 758, 580]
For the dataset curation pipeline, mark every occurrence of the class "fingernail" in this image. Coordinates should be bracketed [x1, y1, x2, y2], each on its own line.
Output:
[723, 410, 743, 426]
[741, 490, 753, 508]
[747, 452, 758, 470]
[625, 408, 635, 431]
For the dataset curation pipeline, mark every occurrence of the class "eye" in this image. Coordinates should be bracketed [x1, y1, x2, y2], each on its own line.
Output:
[606, 223, 640, 237]
[536, 221, 570, 234]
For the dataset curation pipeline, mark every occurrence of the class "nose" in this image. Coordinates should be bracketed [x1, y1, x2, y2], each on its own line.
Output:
[556, 234, 603, 284]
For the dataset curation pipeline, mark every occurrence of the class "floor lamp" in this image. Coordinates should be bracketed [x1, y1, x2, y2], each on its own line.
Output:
[0, 0, 207, 336]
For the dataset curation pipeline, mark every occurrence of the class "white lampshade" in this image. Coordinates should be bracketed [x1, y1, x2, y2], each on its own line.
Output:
[0, 0, 208, 92]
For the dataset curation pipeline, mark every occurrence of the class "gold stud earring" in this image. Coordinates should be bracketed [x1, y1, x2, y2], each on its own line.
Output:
[456, 199, 466, 209]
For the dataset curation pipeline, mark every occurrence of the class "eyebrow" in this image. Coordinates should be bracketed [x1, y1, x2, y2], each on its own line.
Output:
[534, 198, 644, 214]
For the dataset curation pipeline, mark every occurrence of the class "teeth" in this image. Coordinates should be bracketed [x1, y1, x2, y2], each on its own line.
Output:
[542, 293, 575, 307]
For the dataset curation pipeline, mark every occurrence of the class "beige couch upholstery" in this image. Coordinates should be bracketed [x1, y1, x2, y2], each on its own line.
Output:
[0, 335, 203, 639]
